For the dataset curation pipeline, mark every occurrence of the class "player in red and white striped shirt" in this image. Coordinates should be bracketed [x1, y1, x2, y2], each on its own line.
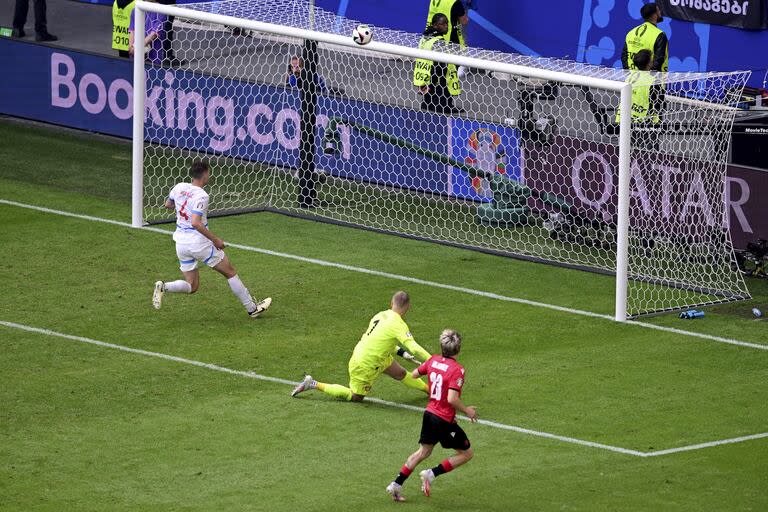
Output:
[386, 329, 477, 502]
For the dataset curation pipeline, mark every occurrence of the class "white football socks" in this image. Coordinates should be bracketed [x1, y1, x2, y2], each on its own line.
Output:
[228, 275, 257, 312]
[164, 280, 192, 293]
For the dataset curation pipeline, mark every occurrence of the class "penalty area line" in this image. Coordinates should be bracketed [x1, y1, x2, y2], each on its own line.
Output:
[641, 432, 768, 457]
[0, 319, 642, 457]
[1, 198, 767, 352]
[3, 320, 768, 457]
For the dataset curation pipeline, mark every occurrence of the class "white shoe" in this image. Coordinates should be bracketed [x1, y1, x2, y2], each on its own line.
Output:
[419, 469, 434, 497]
[386, 482, 406, 502]
[152, 281, 164, 310]
[291, 375, 313, 397]
[248, 297, 272, 318]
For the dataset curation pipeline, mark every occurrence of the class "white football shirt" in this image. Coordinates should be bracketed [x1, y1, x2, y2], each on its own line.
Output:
[169, 183, 210, 244]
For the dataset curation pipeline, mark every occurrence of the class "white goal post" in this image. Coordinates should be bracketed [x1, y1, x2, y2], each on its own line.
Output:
[131, 0, 750, 321]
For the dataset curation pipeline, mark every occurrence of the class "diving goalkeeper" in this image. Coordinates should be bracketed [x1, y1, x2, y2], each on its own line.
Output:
[291, 291, 431, 401]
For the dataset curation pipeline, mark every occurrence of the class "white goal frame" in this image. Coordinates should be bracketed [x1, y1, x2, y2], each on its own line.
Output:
[131, 0, 640, 322]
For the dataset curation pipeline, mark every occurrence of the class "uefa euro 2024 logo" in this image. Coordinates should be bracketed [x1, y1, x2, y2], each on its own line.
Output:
[464, 128, 508, 196]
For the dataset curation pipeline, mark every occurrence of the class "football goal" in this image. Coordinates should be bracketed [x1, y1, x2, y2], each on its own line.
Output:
[131, 0, 751, 320]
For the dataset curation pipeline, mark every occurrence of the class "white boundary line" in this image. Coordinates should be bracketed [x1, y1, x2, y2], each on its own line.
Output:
[2, 320, 766, 458]
[642, 432, 768, 457]
[0, 320, 642, 457]
[2, 198, 766, 352]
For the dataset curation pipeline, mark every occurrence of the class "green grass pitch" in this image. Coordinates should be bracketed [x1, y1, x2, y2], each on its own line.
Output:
[0, 119, 767, 511]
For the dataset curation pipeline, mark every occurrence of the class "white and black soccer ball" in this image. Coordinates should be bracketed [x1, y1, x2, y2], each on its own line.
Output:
[352, 24, 373, 45]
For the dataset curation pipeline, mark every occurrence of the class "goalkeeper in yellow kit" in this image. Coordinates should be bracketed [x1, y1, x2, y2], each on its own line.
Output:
[291, 291, 431, 401]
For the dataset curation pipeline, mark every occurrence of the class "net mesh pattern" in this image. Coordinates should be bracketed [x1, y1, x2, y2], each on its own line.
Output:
[139, 0, 751, 317]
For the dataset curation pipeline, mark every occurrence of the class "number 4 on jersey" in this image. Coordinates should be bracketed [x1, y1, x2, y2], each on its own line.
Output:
[178, 199, 189, 220]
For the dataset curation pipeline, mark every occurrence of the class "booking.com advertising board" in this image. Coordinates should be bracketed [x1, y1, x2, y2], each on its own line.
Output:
[0, 38, 765, 246]
[0, 38, 515, 200]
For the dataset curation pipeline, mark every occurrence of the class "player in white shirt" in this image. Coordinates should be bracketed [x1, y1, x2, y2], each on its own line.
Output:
[152, 160, 271, 317]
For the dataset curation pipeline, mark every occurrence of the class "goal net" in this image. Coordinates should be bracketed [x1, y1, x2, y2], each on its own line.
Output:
[132, 0, 751, 319]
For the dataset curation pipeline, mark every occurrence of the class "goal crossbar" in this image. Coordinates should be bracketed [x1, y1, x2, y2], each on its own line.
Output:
[134, 1, 628, 92]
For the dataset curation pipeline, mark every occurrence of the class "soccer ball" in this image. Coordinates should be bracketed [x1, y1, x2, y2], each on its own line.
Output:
[352, 24, 373, 45]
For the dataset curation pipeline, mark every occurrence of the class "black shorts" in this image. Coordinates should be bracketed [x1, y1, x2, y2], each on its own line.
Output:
[419, 411, 471, 450]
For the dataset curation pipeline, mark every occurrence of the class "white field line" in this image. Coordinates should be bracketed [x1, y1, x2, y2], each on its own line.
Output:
[1, 198, 767, 353]
[0, 320, 642, 457]
[641, 432, 768, 457]
[3, 320, 767, 458]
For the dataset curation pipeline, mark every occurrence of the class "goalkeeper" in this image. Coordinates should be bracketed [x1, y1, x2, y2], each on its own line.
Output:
[291, 291, 431, 401]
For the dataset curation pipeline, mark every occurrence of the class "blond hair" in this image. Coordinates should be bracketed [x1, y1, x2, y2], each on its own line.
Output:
[440, 329, 462, 357]
[391, 291, 410, 310]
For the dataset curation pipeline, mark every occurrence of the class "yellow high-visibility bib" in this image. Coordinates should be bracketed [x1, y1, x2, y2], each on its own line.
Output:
[112, 1, 135, 52]
[616, 70, 658, 123]
[624, 21, 668, 72]
[413, 35, 461, 96]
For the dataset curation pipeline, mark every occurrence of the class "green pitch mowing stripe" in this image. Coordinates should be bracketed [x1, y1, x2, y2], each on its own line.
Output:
[3, 120, 768, 512]
[3, 320, 767, 458]
[0, 320, 643, 457]
[1, 198, 766, 352]
[5, 327, 764, 512]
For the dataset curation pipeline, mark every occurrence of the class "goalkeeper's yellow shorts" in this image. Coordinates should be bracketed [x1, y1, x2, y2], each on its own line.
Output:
[347, 356, 392, 396]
